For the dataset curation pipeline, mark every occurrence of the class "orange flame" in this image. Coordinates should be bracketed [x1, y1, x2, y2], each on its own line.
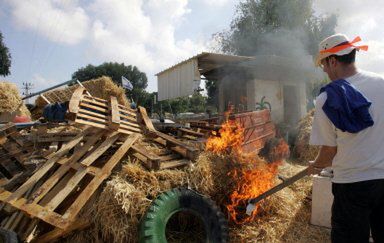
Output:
[206, 112, 286, 224]
[205, 119, 244, 153]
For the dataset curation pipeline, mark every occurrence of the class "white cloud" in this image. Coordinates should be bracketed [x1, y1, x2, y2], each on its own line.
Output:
[3, 0, 212, 91]
[87, 0, 206, 90]
[6, 0, 89, 45]
[199, 0, 231, 6]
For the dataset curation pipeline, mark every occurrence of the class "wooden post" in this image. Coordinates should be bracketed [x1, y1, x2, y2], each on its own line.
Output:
[138, 106, 155, 132]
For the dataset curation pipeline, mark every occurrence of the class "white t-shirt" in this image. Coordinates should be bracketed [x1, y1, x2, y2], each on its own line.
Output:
[310, 70, 384, 183]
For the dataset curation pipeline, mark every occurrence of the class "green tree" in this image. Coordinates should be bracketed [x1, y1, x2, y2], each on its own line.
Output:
[216, 0, 337, 56]
[0, 32, 11, 76]
[206, 0, 337, 105]
[153, 93, 207, 118]
[189, 93, 207, 113]
[72, 62, 148, 104]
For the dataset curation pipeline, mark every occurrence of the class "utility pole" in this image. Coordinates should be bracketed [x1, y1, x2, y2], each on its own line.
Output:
[22, 82, 34, 104]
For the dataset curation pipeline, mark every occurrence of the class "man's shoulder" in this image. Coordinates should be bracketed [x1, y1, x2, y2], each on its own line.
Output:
[358, 70, 384, 81]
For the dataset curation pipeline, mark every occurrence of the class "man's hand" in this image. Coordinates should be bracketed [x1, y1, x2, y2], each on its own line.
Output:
[308, 160, 323, 175]
[307, 145, 337, 176]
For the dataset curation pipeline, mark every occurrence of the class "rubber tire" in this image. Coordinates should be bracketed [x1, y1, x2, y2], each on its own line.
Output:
[0, 229, 18, 243]
[139, 188, 228, 243]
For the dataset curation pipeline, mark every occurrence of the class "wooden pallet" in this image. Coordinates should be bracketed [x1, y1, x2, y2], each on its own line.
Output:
[68, 87, 141, 135]
[150, 131, 199, 161]
[0, 127, 140, 241]
[131, 142, 191, 170]
[0, 124, 35, 181]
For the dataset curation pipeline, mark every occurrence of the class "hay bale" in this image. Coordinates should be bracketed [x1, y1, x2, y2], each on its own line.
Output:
[293, 109, 320, 163]
[69, 154, 330, 242]
[0, 81, 31, 122]
[91, 160, 188, 243]
[33, 76, 130, 119]
[93, 176, 150, 243]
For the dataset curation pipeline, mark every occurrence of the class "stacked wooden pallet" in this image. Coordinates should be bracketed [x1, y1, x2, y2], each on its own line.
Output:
[67, 87, 141, 135]
[0, 87, 208, 241]
[0, 127, 140, 242]
[0, 123, 34, 183]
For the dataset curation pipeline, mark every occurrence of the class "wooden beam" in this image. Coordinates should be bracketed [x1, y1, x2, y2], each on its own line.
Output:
[110, 96, 120, 130]
[138, 106, 155, 132]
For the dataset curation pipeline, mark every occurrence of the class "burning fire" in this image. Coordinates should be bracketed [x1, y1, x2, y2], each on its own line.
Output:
[205, 119, 244, 153]
[206, 112, 287, 224]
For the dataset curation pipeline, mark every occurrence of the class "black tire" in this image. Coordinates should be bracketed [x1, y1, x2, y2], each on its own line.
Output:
[139, 188, 228, 243]
[0, 229, 18, 243]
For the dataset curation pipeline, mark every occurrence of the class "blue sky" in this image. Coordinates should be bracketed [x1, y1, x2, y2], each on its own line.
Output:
[1, 0, 384, 96]
[0, 0, 237, 93]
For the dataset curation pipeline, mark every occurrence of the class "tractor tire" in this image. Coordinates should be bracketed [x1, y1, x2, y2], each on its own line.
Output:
[0, 229, 18, 243]
[139, 188, 228, 243]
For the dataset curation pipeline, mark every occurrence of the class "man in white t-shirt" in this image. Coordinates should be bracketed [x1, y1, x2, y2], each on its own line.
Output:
[309, 33, 384, 243]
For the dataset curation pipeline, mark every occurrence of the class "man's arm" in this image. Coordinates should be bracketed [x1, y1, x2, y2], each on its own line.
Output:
[308, 145, 337, 175]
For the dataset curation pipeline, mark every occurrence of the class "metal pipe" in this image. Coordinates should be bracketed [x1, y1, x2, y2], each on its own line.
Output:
[22, 79, 77, 100]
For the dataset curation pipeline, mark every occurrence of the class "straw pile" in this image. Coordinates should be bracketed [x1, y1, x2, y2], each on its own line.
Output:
[228, 161, 330, 242]
[33, 76, 130, 119]
[293, 109, 320, 163]
[90, 159, 188, 243]
[62, 150, 330, 243]
[0, 81, 31, 122]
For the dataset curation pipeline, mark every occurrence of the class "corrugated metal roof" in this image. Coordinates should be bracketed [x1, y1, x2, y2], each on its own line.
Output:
[155, 52, 254, 76]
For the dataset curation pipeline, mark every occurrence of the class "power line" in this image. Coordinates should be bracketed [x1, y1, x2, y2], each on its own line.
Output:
[21, 82, 34, 104]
